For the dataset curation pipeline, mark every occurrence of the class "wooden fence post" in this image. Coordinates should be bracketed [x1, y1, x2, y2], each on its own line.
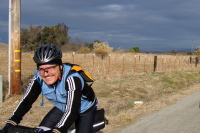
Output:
[190, 57, 193, 68]
[134, 55, 137, 73]
[183, 57, 185, 70]
[168, 57, 171, 71]
[72, 52, 75, 63]
[0, 75, 3, 103]
[174, 57, 176, 70]
[153, 56, 157, 72]
[195, 57, 199, 67]
[144, 56, 146, 72]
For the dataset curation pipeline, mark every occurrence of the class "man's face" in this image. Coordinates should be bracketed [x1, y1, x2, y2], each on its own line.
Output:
[38, 64, 62, 85]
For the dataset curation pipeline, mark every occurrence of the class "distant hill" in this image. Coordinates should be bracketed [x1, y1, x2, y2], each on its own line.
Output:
[0, 43, 197, 54]
[145, 47, 198, 54]
[0, 43, 8, 52]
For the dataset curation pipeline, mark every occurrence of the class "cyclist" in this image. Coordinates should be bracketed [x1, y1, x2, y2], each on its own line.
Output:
[2, 44, 97, 133]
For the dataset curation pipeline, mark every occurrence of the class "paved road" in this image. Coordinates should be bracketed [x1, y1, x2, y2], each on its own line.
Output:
[116, 91, 200, 133]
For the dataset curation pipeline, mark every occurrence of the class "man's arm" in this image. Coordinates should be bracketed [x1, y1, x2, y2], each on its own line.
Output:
[54, 76, 82, 133]
[8, 77, 42, 124]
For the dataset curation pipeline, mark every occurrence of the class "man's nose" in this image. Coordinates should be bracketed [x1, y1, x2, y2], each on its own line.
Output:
[44, 70, 49, 75]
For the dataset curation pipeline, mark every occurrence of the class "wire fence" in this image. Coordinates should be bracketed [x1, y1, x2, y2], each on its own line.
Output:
[0, 52, 199, 83]
[62, 53, 200, 77]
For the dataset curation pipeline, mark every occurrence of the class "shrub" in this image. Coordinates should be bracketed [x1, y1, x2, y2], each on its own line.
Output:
[77, 46, 91, 53]
[93, 41, 113, 59]
[194, 46, 200, 55]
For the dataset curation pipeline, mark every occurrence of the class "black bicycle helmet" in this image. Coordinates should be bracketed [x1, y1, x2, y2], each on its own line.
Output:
[33, 44, 62, 66]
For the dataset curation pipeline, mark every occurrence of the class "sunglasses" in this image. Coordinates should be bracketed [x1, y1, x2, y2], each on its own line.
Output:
[38, 64, 58, 75]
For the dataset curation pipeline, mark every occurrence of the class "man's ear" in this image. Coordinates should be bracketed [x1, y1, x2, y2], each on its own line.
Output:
[59, 65, 63, 71]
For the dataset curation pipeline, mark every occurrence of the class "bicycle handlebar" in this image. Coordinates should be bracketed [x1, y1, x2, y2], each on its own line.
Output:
[0, 126, 39, 133]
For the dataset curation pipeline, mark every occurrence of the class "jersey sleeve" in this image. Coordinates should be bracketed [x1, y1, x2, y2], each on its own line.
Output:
[8, 76, 42, 124]
[54, 76, 82, 132]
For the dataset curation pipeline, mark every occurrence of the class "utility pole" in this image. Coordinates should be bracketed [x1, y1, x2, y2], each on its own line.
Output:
[9, 0, 21, 94]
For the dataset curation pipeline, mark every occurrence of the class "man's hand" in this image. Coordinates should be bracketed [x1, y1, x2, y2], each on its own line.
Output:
[1, 123, 15, 133]
[0, 130, 5, 133]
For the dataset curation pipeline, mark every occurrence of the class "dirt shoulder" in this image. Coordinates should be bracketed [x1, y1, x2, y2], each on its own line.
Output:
[111, 83, 200, 133]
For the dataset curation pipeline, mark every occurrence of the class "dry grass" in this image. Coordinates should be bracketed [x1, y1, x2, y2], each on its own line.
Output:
[1, 43, 200, 132]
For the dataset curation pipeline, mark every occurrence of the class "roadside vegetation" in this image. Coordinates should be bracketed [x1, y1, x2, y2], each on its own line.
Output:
[1, 23, 200, 132]
[0, 43, 200, 132]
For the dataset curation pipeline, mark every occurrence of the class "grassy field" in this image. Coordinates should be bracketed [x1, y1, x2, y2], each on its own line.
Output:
[1, 43, 200, 132]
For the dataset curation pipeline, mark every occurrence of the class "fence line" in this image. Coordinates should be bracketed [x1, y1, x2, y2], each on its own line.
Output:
[0, 53, 199, 84]
[62, 53, 200, 77]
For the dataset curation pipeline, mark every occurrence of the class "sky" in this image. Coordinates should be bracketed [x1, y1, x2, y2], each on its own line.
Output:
[1, 0, 200, 52]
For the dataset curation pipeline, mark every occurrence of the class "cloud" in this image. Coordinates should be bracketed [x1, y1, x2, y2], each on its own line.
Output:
[1, 0, 200, 52]
[99, 4, 124, 12]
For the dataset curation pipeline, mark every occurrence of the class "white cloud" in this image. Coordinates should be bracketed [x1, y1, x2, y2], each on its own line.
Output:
[99, 4, 124, 12]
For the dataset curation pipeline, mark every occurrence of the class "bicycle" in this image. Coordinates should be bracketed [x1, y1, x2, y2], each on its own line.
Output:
[0, 108, 108, 133]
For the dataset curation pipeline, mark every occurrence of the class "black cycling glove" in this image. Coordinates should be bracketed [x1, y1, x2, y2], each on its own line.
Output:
[1, 123, 16, 133]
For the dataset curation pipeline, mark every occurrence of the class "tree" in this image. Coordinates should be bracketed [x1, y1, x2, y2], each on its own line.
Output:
[84, 42, 93, 51]
[171, 50, 177, 54]
[21, 25, 42, 51]
[20, 23, 70, 51]
[129, 47, 140, 53]
[53, 23, 70, 46]
[41, 26, 54, 44]
[61, 37, 83, 52]
[194, 46, 200, 55]
[41, 23, 70, 47]
[61, 42, 82, 52]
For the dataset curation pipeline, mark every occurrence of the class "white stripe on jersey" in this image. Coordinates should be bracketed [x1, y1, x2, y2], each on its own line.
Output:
[10, 77, 36, 118]
[56, 77, 76, 128]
